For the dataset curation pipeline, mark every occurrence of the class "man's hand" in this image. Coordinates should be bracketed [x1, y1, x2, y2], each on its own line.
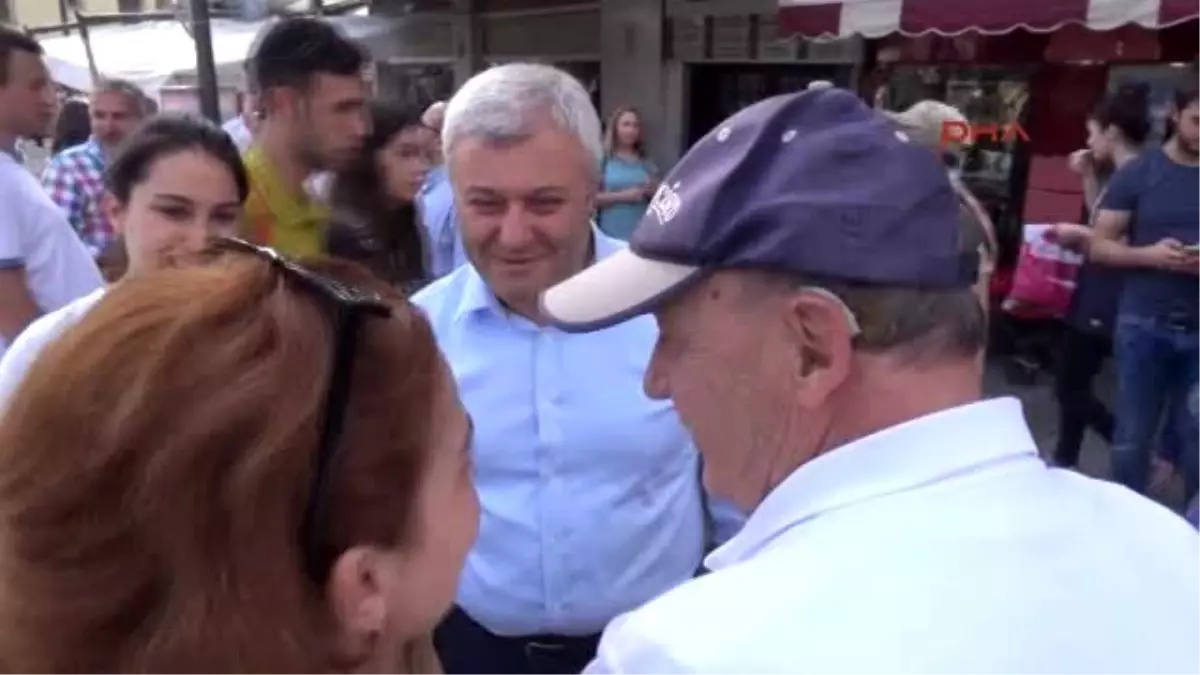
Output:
[1182, 245, 1200, 276]
[0, 268, 40, 343]
[1139, 238, 1198, 274]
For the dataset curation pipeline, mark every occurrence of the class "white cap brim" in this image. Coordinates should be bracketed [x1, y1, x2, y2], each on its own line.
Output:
[540, 248, 701, 333]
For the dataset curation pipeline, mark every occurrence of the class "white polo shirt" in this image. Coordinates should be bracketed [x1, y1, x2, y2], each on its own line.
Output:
[0, 152, 103, 359]
[585, 397, 1200, 674]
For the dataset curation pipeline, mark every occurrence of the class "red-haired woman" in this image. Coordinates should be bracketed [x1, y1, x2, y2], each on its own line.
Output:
[0, 249, 479, 672]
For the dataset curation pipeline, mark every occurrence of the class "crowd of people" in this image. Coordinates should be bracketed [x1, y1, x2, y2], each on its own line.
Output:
[0, 13, 1196, 674]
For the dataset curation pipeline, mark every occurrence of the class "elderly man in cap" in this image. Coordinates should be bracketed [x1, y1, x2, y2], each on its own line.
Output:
[543, 88, 1200, 673]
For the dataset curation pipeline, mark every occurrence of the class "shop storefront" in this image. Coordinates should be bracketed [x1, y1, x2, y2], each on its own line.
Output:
[875, 61, 1033, 262]
[479, 0, 601, 108]
[774, 0, 1199, 266]
[664, 8, 862, 146]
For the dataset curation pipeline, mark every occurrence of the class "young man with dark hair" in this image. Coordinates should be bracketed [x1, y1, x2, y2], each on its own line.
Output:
[242, 17, 370, 257]
[0, 25, 102, 360]
[1092, 82, 1200, 504]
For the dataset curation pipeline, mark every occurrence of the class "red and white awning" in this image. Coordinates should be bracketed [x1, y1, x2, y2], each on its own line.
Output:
[778, 0, 1200, 38]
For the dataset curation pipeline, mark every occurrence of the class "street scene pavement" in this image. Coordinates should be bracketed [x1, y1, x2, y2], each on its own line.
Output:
[984, 359, 1187, 512]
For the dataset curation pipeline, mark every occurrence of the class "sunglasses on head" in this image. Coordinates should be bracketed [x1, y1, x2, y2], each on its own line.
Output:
[210, 237, 392, 583]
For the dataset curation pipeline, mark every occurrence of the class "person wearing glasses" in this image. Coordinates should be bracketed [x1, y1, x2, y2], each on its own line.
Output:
[413, 63, 743, 675]
[0, 114, 247, 405]
[0, 239, 479, 671]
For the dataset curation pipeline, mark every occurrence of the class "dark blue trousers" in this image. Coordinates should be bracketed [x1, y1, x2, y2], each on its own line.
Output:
[433, 606, 600, 675]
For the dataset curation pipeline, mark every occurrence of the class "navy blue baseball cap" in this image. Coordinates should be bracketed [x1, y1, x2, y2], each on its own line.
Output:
[541, 87, 976, 332]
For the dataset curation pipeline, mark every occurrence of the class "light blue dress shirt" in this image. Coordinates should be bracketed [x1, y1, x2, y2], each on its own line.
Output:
[419, 164, 469, 278]
[412, 230, 743, 637]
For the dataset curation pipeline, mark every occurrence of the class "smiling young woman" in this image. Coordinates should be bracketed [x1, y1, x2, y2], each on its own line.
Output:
[0, 113, 248, 405]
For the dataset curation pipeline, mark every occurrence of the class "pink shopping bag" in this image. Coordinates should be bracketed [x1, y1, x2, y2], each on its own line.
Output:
[1003, 223, 1084, 319]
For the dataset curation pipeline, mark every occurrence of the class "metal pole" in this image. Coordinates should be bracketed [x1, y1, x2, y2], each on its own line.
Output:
[189, 0, 221, 123]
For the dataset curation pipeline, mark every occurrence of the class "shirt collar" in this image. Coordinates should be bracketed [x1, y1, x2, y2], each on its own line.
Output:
[244, 146, 325, 217]
[453, 225, 624, 324]
[421, 164, 447, 195]
[705, 397, 1039, 571]
[83, 137, 106, 159]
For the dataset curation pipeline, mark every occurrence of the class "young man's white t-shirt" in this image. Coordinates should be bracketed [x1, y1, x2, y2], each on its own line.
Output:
[0, 287, 105, 408]
[0, 151, 104, 360]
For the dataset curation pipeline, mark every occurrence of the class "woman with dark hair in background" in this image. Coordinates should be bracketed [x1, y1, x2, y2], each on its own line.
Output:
[0, 113, 247, 402]
[50, 97, 91, 154]
[328, 100, 432, 292]
[1048, 83, 1150, 470]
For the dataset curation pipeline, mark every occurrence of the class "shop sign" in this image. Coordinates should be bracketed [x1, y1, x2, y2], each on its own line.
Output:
[940, 121, 1030, 148]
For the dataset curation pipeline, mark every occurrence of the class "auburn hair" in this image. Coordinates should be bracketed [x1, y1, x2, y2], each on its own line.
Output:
[0, 254, 442, 672]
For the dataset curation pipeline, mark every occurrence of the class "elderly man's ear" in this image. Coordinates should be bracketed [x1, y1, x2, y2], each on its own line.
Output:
[782, 291, 854, 405]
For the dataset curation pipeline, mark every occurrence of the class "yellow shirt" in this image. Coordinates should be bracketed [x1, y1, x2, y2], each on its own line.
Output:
[242, 147, 330, 258]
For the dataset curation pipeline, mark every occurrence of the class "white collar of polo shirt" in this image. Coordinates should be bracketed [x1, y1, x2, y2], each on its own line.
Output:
[704, 396, 1039, 571]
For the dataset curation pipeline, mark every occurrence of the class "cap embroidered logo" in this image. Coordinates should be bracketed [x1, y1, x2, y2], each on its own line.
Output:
[648, 182, 682, 226]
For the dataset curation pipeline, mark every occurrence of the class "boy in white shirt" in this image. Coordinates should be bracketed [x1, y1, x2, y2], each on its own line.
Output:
[0, 26, 102, 359]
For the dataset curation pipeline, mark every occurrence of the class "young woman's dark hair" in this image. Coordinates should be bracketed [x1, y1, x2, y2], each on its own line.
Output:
[51, 98, 92, 154]
[98, 113, 250, 282]
[106, 113, 249, 204]
[1091, 81, 1151, 146]
[327, 100, 428, 290]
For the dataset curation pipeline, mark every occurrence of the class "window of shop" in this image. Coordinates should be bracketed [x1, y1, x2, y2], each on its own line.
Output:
[375, 62, 455, 109]
[687, 64, 855, 146]
[879, 66, 1033, 260]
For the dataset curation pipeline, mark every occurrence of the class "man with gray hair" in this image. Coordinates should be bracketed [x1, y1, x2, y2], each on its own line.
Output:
[411, 63, 742, 674]
[542, 89, 1199, 672]
[419, 98, 462, 275]
[41, 77, 148, 258]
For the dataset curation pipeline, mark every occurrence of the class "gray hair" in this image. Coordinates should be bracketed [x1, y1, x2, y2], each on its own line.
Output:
[92, 78, 150, 116]
[442, 63, 603, 173]
[747, 271, 988, 365]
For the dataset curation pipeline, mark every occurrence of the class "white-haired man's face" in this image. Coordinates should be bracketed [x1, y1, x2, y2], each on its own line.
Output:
[448, 118, 597, 319]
